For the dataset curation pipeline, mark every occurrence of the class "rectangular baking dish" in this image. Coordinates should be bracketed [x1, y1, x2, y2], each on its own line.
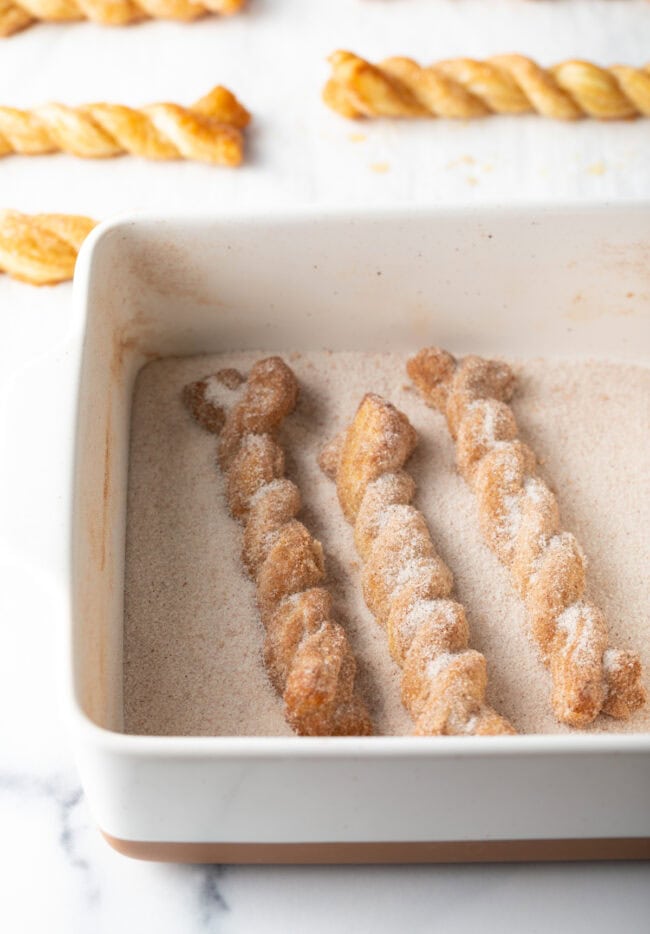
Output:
[68, 206, 650, 863]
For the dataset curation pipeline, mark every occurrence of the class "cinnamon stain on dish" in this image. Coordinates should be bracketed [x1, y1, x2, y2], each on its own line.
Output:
[565, 289, 644, 322]
[99, 316, 160, 572]
[130, 238, 228, 309]
[446, 155, 475, 169]
[600, 240, 650, 285]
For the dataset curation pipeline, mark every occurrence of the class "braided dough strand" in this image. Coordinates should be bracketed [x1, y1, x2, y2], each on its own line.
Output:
[0, 86, 250, 164]
[407, 348, 646, 727]
[183, 358, 372, 737]
[324, 51, 650, 121]
[321, 392, 515, 736]
[0, 0, 245, 36]
[0, 209, 96, 284]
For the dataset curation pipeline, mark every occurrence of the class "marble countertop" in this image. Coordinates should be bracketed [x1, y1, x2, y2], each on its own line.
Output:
[1, 1, 649, 930]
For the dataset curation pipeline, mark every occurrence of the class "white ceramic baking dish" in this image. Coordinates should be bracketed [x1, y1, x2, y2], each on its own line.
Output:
[67, 206, 650, 863]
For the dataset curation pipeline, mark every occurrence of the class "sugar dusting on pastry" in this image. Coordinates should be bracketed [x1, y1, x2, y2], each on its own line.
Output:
[124, 352, 649, 736]
[408, 348, 646, 726]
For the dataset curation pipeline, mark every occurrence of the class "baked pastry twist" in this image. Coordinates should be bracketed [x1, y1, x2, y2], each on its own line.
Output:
[0, 86, 250, 165]
[324, 51, 650, 121]
[408, 348, 646, 727]
[320, 392, 515, 736]
[0, 209, 95, 284]
[184, 358, 372, 737]
[0, 0, 245, 37]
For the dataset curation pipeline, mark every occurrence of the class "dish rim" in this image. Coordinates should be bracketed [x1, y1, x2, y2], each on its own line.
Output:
[68, 203, 650, 758]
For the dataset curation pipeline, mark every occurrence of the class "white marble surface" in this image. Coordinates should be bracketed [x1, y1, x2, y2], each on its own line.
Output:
[1, 1, 650, 930]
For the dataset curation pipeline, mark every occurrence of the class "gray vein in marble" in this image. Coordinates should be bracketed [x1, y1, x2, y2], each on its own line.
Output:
[0, 771, 99, 903]
[197, 866, 229, 926]
[0, 768, 234, 929]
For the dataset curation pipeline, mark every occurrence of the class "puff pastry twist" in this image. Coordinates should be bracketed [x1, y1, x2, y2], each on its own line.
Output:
[408, 348, 646, 727]
[0, 86, 250, 165]
[321, 392, 515, 736]
[184, 358, 372, 737]
[0, 0, 245, 37]
[324, 51, 650, 121]
[0, 209, 96, 284]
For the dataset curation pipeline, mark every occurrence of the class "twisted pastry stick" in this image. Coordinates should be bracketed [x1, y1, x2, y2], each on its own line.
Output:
[0, 209, 96, 284]
[0, 0, 245, 37]
[0, 85, 250, 165]
[324, 51, 650, 121]
[408, 348, 646, 727]
[320, 392, 515, 736]
[183, 358, 372, 737]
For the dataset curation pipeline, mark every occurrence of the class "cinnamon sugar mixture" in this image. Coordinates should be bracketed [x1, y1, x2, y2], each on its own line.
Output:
[123, 353, 649, 736]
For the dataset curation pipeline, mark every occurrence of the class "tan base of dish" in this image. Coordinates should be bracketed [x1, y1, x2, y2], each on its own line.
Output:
[103, 832, 650, 863]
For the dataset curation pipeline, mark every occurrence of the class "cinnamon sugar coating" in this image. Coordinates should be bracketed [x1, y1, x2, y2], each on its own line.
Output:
[228, 434, 285, 519]
[362, 506, 454, 627]
[407, 347, 647, 727]
[182, 367, 244, 434]
[322, 392, 515, 737]
[265, 588, 333, 691]
[256, 520, 325, 623]
[284, 618, 371, 737]
[335, 393, 417, 521]
[218, 356, 299, 469]
[242, 479, 302, 576]
[183, 356, 372, 737]
[182, 378, 226, 434]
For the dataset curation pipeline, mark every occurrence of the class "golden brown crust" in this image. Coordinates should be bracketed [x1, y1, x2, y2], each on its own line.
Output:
[284, 620, 372, 737]
[335, 392, 417, 522]
[0, 0, 246, 37]
[407, 346, 647, 726]
[183, 369, 244, 435]
[242, 478, 302, 576]
[228, 434, 286, 520]
[354, 471, 416, 561]
[256, 520, 325, 623]
[218, 357, 299, 469]
[602, 650, 647, 719]
[318, 431, 345, 481]
[183, 356, 372, 737]
[0, 209, 96, 285]
[182, 381, 225, 435]
[324, 51, 650, 121]
[322, 392, 515, 737]
[361, 505, 454, 627]
[265, 588, 332, 691]
[0, 86, 250, 165]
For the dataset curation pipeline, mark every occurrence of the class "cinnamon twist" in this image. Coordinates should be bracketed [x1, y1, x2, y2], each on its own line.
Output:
[0, 86, 250, 165]
[183, 358, 372, 737]
[320, 393, 515, 736]
[324, 51, 650, 121]
[0, 209, 96, 284]
[408, 348, 646, 727]
[0, 0, 245, 37]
